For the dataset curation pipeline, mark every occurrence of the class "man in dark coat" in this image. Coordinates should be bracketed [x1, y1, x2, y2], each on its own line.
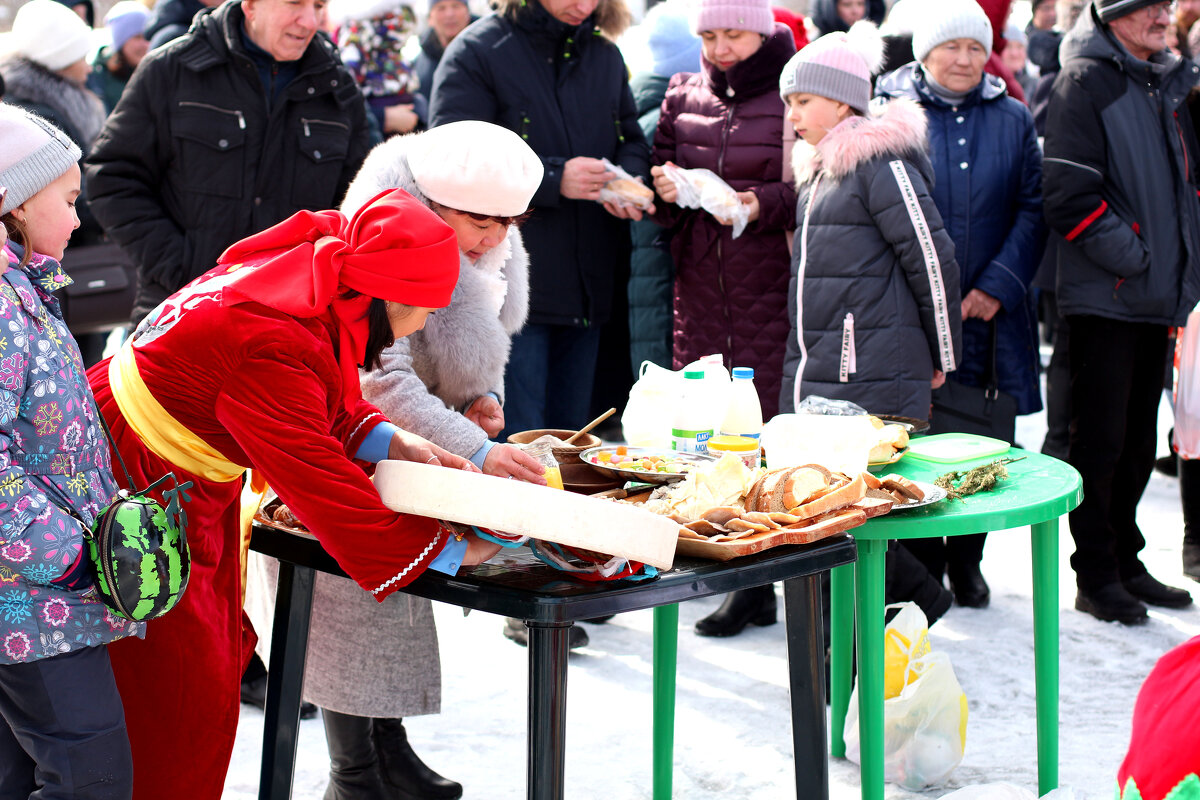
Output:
[144, 0, 222, 50]
[412, 0, 475, 108]
[429, 0, 650, 438]
[1043, 0, 1200, 624]
[85, 0, 371, 325]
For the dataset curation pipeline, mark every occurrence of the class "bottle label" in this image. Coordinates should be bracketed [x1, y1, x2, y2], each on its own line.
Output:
[671, 428, 712, 453]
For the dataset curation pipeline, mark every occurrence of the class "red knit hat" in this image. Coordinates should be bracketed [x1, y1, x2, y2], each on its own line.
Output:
[219, 188, 459, 408]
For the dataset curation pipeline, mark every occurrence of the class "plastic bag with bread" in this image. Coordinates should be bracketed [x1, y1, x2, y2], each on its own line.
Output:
[598, 157, 655, 211]
[660, 163, 751, 238]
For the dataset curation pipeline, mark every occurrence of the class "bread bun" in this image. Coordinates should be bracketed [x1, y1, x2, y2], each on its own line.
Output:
[606, 178, 654, 201]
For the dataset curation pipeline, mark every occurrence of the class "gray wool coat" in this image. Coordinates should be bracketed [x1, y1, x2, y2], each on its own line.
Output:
[250, 132, 530, 717]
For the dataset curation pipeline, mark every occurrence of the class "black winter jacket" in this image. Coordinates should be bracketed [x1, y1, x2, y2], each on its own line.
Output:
[85, 1, 370, 323]
[1043, 5, 1200, 326]
[429, 0, 649, 328]
[781, 99, 961, 419]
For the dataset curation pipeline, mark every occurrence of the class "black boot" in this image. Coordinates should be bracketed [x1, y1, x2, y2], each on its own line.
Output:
[947, 560, 990, 608]
[694, 585, 777, 637]
[1180, 458, 1200, 581]
[372, 718, 463, 800]
[321, 709, 390, 800]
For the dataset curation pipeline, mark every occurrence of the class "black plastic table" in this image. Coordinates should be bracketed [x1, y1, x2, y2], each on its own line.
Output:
[249, 522, 857, 799]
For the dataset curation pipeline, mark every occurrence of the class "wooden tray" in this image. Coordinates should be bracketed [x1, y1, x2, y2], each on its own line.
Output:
[675, 506, 865, 561]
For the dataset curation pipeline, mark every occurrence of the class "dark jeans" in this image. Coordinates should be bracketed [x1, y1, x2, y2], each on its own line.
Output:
[1066, 315, 1166, 590]
[500, 323, 603, 440]
[0, 645, 133, 799]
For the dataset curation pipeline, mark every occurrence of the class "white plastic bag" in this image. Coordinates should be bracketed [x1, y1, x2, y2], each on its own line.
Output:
[1174, 310, 1200, 459]
[844, 603, 969, 790]
[597, 157, 654, 211]
[661, 163, 751, 238]
[622, 360, 680, 449]
[621, 355, 730, 448]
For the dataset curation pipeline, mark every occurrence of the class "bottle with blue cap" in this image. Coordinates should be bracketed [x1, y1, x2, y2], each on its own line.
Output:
[719, 366, 763, 463]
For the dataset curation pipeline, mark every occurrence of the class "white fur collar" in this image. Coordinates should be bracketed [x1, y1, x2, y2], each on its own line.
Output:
[791, 97, 928, 185]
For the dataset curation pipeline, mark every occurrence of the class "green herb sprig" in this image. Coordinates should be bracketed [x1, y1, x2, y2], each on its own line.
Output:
[933, 457, 1026, 501]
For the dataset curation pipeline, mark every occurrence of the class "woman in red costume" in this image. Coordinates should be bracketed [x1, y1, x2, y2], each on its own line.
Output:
[86, 188, 500, 799]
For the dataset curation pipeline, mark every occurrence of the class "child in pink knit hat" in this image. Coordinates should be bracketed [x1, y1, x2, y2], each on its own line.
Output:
[777, 21, 962, 423]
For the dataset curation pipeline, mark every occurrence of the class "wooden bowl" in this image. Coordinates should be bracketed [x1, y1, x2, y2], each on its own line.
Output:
[505, 428, 603, 465]
[558, 461, 624, 494]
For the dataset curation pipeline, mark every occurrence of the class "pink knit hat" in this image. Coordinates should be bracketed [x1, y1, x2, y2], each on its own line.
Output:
[692, 0, 774, 36]
[778, 21, 884, 115]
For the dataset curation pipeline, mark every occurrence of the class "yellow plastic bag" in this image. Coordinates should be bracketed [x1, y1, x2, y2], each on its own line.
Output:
[845, 602, 969, 789]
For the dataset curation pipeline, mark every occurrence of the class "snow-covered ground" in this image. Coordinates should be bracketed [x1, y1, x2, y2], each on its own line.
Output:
[224, 394, 1200, 800]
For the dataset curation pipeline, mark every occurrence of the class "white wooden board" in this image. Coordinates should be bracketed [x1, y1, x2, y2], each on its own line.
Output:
[373, 460, 678, 570]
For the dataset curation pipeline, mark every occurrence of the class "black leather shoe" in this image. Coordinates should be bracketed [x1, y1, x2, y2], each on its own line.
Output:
[240, 674, 318, 719]
[1075, 583, 1149, 625]
[948, 562, 990, 608]
[502, 618, 588, 649]
[1154, 454, 1179, 477]
[1123, 572, 1193, 608]
[1185, 541, 1200, 582]
[694, 585, 777, 637]
[373, 718, 462, 800]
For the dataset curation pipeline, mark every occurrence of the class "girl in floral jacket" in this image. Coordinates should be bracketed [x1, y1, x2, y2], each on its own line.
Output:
[0, 106, 135, 797]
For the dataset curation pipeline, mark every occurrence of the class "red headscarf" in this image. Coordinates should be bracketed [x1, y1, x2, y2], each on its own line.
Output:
[218, 188, 459, 409]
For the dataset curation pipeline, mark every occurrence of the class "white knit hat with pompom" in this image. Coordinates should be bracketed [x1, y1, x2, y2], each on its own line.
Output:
[778, 20, 884, 115]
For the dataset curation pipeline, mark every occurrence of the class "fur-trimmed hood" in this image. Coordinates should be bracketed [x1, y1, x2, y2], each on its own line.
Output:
[791, 96, 927, 184]
[0, 56, 106, 148]
[493, 0, 631, 40]
[342, 132, 530, 409]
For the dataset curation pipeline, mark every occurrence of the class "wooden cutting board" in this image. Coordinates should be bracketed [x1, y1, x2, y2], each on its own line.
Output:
[674, 506, 865, 562]
[373, 460, 678, 570]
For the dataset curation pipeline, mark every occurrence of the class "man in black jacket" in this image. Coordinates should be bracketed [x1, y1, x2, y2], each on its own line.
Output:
[85, 0, 370, 325]
[1043, 0, 1200, 624]
[429, 0, 650, 441]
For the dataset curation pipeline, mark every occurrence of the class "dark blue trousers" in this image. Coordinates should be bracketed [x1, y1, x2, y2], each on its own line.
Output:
[0, 645, 132, 800]
[500, 322, 603, 440]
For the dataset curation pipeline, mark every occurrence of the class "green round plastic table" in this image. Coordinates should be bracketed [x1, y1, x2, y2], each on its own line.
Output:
[829, 449, 1082, 799]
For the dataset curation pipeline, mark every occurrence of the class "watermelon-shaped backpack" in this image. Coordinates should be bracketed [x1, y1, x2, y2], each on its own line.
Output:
[84, 411, 193, 621]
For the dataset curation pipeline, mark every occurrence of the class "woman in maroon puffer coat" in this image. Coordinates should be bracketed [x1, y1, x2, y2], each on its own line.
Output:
[650, 0, 796, 419]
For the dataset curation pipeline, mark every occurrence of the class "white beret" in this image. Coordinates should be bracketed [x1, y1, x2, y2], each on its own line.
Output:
[407, 121, 544, 218]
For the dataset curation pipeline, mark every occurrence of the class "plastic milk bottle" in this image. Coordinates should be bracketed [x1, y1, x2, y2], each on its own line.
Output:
[672, 370, 714, 452]
[720, 367, 763, 463]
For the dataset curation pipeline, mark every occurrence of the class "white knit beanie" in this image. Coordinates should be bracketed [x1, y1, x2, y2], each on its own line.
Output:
[911, 0, 993, 63]
[779, 21, 884, 115]
[9, 0, 93, 72]
[0, 105, 81, 216]
[407, 121, 543, 217]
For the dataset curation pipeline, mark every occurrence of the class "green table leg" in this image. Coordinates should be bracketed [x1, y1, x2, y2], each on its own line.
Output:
[652, 604, 679, 800]
[829, 563, 855, 758]
[1031, 519, 1060, 794]
[854, 539, 888, 800]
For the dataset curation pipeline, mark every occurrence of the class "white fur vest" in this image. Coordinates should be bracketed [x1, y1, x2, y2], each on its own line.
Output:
[346, 132, 530, 412]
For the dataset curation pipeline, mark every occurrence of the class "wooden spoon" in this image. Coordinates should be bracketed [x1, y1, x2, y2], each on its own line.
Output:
[565, 407, 616, 445]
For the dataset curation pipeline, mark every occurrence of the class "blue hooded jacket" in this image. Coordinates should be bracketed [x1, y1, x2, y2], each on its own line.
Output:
[875, 63, 1046, 415]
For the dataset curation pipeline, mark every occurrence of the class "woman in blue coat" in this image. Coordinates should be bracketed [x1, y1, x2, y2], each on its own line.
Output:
[875, 0, 1045, 608]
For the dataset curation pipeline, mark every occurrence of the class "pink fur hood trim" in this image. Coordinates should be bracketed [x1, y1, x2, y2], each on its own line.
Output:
[792, 97, 929, 185]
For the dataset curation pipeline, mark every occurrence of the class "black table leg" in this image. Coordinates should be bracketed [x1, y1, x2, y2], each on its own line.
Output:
[783, 575, 828, 799]
[258, 561, 316, 800]
[525, 620, 571, 800]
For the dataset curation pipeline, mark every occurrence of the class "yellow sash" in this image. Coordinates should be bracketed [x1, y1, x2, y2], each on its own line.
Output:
[108, 342, 270, 597]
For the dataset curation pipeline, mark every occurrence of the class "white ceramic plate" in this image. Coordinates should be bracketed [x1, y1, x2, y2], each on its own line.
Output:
[887, 480, 948, 511]
[579, 446, 717, 485]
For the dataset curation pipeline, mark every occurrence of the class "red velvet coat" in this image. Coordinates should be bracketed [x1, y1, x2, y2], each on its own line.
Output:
[651, 26, 796, 418]
[87, 285, 445, 800]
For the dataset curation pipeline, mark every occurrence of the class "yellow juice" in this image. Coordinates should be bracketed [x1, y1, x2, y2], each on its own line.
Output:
[543, 465, 564, 490]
